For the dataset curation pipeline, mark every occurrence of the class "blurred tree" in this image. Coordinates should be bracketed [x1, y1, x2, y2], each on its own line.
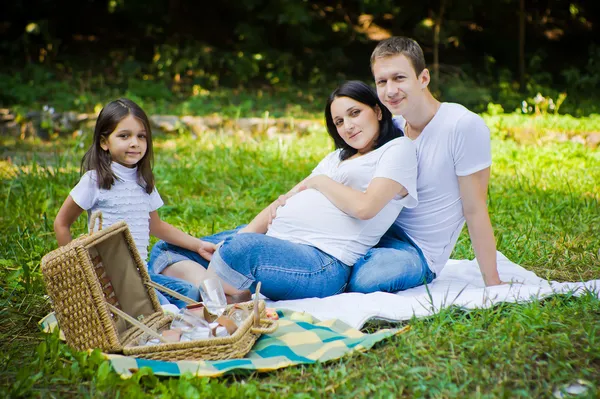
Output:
[432, 0, 447, 95]
[519, 0, 526, 92]
[0, 0, 598, 98]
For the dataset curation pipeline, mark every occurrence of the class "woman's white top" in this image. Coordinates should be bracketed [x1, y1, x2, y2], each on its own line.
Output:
[70, 162, 163, 261]
[267, 137, 418, 265]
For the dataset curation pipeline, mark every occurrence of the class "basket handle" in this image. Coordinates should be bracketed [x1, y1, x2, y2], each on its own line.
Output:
[146, 280, 199, 306]
[105, 303, 167, 344]
[253, 281, 261, 327]
[89, 211, 103, 233]
[251, 318, 278, 334]
[250, 281, 278, 333]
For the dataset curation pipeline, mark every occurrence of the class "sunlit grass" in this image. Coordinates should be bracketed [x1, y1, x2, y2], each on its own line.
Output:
[1, 126, 599, 397]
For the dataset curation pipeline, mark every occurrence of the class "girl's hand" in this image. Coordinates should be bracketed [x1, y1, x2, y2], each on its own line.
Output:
[197, 240, 217, 261]
[54, 195, 85, 246]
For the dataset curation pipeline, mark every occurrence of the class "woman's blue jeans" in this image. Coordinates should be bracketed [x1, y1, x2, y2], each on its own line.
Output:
[148, 227, 351, 302]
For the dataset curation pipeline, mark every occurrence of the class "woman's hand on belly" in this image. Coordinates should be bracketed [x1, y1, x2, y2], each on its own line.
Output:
[264, 182, 310, 226]
[239, 184, 309, 235]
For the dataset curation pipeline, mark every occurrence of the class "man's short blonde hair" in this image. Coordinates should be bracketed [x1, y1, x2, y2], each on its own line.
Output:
[370, 36, 426, 76]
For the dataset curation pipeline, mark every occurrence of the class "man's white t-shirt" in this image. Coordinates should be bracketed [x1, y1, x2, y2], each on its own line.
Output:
[267, 137, 418, 265]
[69, 162, 164, 261]
[393, 103, 492, 275]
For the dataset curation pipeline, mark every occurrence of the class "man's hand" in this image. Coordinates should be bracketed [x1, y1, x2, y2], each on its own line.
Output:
[458, 169, 504, 288]
[486, 277, 505, 286]
[197, 240, 217, 261]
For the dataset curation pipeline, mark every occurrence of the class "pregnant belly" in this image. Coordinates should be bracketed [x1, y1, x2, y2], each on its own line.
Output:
[267, 189, 362, 241]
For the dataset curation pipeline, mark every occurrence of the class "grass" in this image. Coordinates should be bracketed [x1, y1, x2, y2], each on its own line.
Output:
[1, 119, 599, 397]
[484, 112, 600, 145]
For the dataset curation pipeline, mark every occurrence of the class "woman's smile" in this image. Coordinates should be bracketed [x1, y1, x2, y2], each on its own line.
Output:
[347, 131, 361, 140]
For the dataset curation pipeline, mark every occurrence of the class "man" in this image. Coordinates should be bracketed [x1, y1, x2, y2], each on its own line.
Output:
[347, 36, 503, 292]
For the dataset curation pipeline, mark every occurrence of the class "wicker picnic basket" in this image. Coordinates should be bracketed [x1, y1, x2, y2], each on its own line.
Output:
[40, 212, 277, 361]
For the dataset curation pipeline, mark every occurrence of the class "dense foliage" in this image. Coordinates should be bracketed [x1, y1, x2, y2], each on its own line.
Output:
[2, 0, 600, 115]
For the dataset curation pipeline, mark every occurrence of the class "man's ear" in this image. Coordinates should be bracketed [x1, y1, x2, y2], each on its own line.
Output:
[375, 104, 383, 120]
[100, 137, 109, 151]
[419, 68, 431, 89]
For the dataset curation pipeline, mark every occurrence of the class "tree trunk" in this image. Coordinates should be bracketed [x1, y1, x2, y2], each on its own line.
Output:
[519, 0, 526, 92]
[433, 0, 446, 95]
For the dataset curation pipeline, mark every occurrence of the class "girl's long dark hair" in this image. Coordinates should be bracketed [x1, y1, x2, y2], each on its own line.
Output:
[81, 98, 155, 193]
[325, 80, 403, 160]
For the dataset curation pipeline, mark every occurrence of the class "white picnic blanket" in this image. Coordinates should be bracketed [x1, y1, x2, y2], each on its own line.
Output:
[267, 251, 600, 329]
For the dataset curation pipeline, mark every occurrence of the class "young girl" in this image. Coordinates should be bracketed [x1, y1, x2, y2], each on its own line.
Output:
[54, 98, 215, 306]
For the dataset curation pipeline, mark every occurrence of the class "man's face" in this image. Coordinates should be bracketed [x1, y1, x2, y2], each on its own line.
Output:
[372, 54, 429, 115]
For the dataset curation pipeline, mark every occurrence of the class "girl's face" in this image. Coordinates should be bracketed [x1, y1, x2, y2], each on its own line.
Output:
[330, 96, 382, 154]
[100, 114, 148, 168]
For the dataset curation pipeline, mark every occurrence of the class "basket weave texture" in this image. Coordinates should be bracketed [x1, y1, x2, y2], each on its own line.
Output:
[120, 300, 272, 361]
[41, 214, 276, 361]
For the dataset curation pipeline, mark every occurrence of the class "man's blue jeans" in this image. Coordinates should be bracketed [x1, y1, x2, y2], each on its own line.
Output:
[148, 227, 351, 301]
[347, 223, 436, 293]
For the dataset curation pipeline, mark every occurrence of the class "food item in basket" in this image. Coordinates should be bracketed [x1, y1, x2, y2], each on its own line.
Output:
[209, 322, 229, 337]
[215, 315, 238, 335]
[152, 309, 238, 344]
[266, 308, 279, 320]
[181, 327, 212, 341]
[185, 303, 216, 322]
[171, 309, 211, 332]
[161, 328, 182, 343]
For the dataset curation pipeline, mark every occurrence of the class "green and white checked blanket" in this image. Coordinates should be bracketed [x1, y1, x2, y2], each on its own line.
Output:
[40, 309, 406, 377]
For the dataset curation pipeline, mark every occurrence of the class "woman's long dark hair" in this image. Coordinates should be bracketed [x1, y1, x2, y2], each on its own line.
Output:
[325, 80, 403, 160]
[81, 98, 155, 193]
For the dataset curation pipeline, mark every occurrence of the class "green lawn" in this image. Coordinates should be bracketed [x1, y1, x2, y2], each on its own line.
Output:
[1, 123, 599, 397]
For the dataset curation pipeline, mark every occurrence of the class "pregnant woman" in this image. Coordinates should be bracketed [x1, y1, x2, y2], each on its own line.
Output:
[149, 81, 418, 301]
